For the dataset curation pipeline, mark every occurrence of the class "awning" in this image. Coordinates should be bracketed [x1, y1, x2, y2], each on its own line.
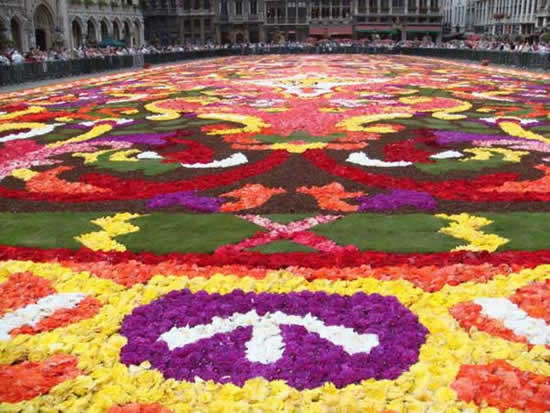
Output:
[310, 26, 353, 36]
[355, 25, 398, 34]
[309, 27, 328, 35]
[406, 25, 442, 33]
[329, 26, 353, 35]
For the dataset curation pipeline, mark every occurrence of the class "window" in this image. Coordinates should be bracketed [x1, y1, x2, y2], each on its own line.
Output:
[194, 0, 199, 8]
[251, 0, 257, 14]
[342, 0, 350, 17]
[312, 0, 320, 17]
[221, 0, 228, 14]
[236, 0, 242, 14]
[288, 1, 296, 19]
[322, 0, 330, 18]
[298, 1, 306, 21]
[332, 3, 339, 18]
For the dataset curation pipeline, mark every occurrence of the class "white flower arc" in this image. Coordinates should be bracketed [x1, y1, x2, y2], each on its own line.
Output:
[159, 310, 380, 364]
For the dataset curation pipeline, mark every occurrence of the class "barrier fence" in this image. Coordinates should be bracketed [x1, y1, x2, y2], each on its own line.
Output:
[1, 47, 549, 86]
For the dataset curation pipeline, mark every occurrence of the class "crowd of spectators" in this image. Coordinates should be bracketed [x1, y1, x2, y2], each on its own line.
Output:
[0, 34, 549, 65]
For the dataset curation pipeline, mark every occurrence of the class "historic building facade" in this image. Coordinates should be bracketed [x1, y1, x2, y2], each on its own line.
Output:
[442, 0, 549, 35]
[0, 0, 144, 52]
[143, 0, 216, 44]
[143, 0, 443, 44]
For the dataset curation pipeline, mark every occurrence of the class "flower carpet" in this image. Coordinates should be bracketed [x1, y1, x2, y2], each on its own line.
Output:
[1, 54, 550, 412]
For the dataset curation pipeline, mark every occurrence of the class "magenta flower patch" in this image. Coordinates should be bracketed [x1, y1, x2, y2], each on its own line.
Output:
[120, 290, 428, 389]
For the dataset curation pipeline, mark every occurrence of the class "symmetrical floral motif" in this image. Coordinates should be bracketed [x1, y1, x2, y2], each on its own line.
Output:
[1, 55, 550, 412]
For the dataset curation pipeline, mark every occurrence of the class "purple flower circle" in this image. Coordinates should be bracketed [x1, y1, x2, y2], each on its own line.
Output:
[120, 290, 428, 389]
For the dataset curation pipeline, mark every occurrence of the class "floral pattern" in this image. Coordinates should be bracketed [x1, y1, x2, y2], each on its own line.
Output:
[1, 55, 550, 412]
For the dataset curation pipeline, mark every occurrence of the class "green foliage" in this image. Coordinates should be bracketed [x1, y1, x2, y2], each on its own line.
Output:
[90, 151, 179, 176]
[416, 154, 507, 175]
[311, 214, 462, 252]
[118, 214, 262, 253]
[0, 212, 104, 250]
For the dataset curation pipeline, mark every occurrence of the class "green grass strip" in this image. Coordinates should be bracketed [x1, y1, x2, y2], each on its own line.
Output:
[1, 212, 550, 254]
[311, 214, 462, 252]
[416, 154, 507, 175]
[92, 151, 179, 176]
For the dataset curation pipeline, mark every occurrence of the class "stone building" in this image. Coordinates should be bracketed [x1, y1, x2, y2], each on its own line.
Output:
[442, 0, 549, 36]
[143, 0, 443, 44]
[470, 0, 549, 35]
[0, 0, 144, 52]
[143, 0, 216, 44]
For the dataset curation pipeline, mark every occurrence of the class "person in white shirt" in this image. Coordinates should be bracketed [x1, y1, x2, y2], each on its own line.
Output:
[10, 50, 24, 64]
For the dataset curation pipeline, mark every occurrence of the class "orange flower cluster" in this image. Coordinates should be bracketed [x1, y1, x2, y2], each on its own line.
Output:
[0, 272, 55, 315]
[108, 403, 173, 413]
[297, 183, 362, 212]
[0, 354, 80, 403]
[452, 360, 550, 412]
[0, 272, 101, 338]
[220, 184, 285, 212]
[60, 259, 523, 292]
[451, 279, 550, 346]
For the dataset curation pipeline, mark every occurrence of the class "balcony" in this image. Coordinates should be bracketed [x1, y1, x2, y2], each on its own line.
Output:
[392, 7, 405, 14]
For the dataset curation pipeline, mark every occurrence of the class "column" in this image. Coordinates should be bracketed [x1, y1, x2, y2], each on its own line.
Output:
[179, 16, 185, 43]
[3, 22, 12, 42]
[57, 0, 71, 48]
[82, 25, 88, 47]
[216, 23, 222, 43]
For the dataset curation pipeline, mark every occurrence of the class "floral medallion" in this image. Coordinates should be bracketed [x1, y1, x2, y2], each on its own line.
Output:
[1, 55, 550, 412]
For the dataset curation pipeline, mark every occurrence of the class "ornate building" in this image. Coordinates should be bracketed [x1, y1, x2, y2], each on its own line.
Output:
[442, 0, 549, 35]
[143, 0, 215, 44]
[0, 0, 144, 51]
[471, 0, 549, 34]
[143, 0, 442, 44]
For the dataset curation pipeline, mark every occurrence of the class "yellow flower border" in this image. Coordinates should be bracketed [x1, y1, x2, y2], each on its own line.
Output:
[1, 260, 549, 412]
